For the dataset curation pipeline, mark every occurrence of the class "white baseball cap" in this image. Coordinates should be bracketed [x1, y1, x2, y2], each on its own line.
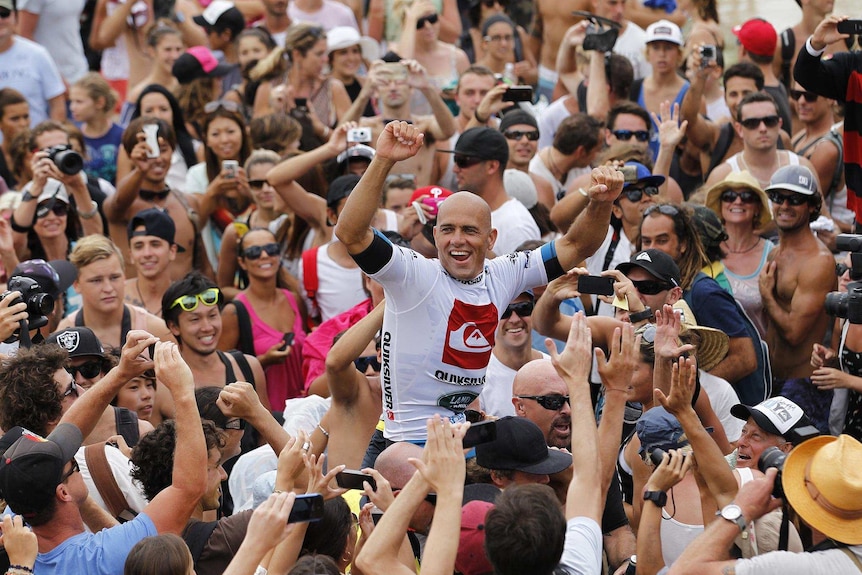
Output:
[646, 20, 684, 46]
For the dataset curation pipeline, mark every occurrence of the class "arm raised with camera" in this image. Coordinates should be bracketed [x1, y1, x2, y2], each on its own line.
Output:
[679, 45, 719, 152]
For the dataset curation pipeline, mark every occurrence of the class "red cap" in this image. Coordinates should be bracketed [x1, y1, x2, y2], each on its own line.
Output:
[455, 501, 494, 575]
[409, 185, 454, 204]
[732, 19, 777, 57]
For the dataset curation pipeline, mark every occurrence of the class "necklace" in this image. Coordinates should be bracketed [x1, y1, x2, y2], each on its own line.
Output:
[135, 280, 161, 317]
[723, 237, 761, 254]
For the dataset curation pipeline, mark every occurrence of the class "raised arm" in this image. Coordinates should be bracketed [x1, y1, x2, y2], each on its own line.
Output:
[794, 15, 855, 100]
[651, 101, 688, 203]
[325, 302, 385, 403]
[405, 61, 457, 141]
[217, 381, 289, 454]
[680, 47, 719, 151]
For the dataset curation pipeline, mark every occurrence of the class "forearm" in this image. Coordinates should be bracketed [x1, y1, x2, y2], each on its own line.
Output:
[680, 80, 710, 149]
[555, 38, 577, 76]
[420, 490, 464, 575]
[92, 0, 133, 49]
[597, 392, 627, 494]
[267, 145, 337, 188]
[557, 198, 614, 270]
[60, 368, 128, 439]
[565, 373, 601, 519]
[171, 393, 207, 496]
[334, 155, 396, 247]
[422, 87, 457, 140]
[67, 179, 103, 236]
[265, 522, 308, 575]
[48, 96, 67, 123]
[636, 501, 666, 575]
[79, 494, 120, 531]
[109, 168, 145, 220]
[437, 0, 462, 44]
[585, 54, 609, 120]
[531, 292, 570, 342]
[327, 304, 384, 398]
[677, 408, 737, 505]
[249, 405, 291, 455]
[550, 188, 589, 231]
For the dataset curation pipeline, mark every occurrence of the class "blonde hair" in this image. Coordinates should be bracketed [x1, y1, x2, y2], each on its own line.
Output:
[70, 234, 125, 270]
[250, 23, 325, 82]
[72, 72, 119, 114]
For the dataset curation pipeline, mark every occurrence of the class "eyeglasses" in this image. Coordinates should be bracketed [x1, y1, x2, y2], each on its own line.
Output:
[515, 394, 569, 411]
[354, 355, 382, 373]
[416, 13, 439, 29]
[635, 323, 657, 344]
[621, 186, 659, 202]
[60, 458, 80, 483]
[242, 242, 280, 260]
[644, 204, 680, 218]
[739, 115, 780, 130]
[63, 379, 79, 398]
[837, 263, 850, 277]
[484, 34, 514, 43]
[790, 89, 819, 103]
[248, 179, 267, 189]
[501, 300, 534, 319]
[0, 7, 12, 18]
[613, 130, 650, 142]
[453, 154, 484, 168]
[139, 188, 171, 202]
[766, 191, 809, 206]
[204, 100, 243, 114]
[68, 360, 103, 380]
[503, 129, 539, 141]
[223, 418, 246, 431]
[36, 201, 68, 219]
[720, 189, 758, 204]
[632, 279, 673, 295]
[170, 287, 221, 311]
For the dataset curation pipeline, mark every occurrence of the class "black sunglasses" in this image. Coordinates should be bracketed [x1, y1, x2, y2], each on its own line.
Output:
[63, 379, 79, 399]
[36, 201, 68, 218]
[248, 179, 267, 189]
[0, 7, 11, 18]
[68, 360, 104, 380]
[790, 89, 818, 103]
[644, 204, 680, 218]
[766, 191, 809, 206]
[501, 300, 534, 319]
[516, 394, 569, 411]
[242, 242, 280, 260]
[632, 279, 673, 295]
[453, 154, 484, 168]
[60, 458, 81, 483]
[739, 115, 780, 130]
[720, 189, 758, 204]
[622, 186, 659, 202]
[613, 129, 650, 142]
[139, 188, 171, 202]
[416, 13, 439, 28]
[837, 263, 850, 277]
[503, 130, 540, 141]
[354, 355, 382, 373]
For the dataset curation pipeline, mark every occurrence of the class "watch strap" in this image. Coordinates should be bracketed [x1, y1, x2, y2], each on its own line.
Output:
[629, 307, 653, 323]
[643, 490, 667, 507]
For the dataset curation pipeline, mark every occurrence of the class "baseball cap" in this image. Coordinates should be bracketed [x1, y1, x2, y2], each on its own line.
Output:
[765, 165, 819, 196]
[441, 127, 509, 165]
[46, 327, 105, 359]
[336, 144, 375, 165]
[616, 249, 681, 287]
[690, 204, 728, 250]
[192, 0, 246, 33]
[645, 20, 684, 46]
[731, 396, 812, 443]
[0, 423, 84, 517]
[623, 161, 665, 189]
[732, 19, 777, 57]
[128, 207, 186, 252]
[326, 26, 380, 61]
[504, 169, 538, 209]
[36, 179, 70, 206]
[499, 109, 538, 132]
[0, 0, 12, 11]
[172, 46, 233, 84]
[475, 417, 572, 475]
[12, 259, 77, 300]
[636, 406, 689, 455]
[410, 185, 454, 205]
[327, 174, 361, 209]
[456, 500, 495, 575]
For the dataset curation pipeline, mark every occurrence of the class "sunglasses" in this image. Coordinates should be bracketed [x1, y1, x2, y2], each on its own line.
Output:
[60, 458, 81, 483]
[632, 279, 673, 295]
[0, 7, 11, 18]
[485, 33, 514, 43]
[516, 394, 569, 411]
[837, 262, 850, 276]
[63, 379, 79, 399]
[204, 100, 243, 114]
[621, 186, 659, 202]
[242, 242, 280, 260]
[68, 360, 103, 380]
[139, 188, 171, 202]
[354, 355, 382, 373]
[224, 418, 246, 431]
[636, 323, 657, 344]
[416, 13, 439, 28]
[766, 191, 809, 206]
[613, 130, 650, 142]
[503, 129, 539, 141]
[720, 189, 758, 204]
[453, 154, 484, 169]
[36, 201, 68, 218]
[170, 287, 221, 311]
[644, 204, 680, 218]
[790, 89, 818, 103]
[739, 115, 780, 130]
[248, 179, 267, 189]
[501, 300, 534, 319]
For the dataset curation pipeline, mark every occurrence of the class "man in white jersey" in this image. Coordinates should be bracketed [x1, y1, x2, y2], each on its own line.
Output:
[334, 121, 623, 442]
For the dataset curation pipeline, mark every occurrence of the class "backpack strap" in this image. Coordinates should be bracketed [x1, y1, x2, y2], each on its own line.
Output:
[183, 519, 219, 565]
[708, 123, 735, 175]
[230, 300, 256, 357]
[227, 349, 255, 385]
[840, 548, 862, 572]
[780, 28, 796, 90]
[84, 444, 137, 522]
[301, 246, 321, 328]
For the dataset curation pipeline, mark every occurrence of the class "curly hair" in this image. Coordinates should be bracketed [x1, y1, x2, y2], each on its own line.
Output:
[130, 419, 225, 501]
[0, 344, 70, 436]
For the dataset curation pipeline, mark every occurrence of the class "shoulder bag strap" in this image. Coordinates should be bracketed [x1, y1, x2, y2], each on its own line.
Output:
[84, 444, 135, 521]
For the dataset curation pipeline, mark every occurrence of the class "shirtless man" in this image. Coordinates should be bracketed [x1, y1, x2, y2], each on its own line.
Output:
[341, 59, 457, 187]
[528, 0, 589, 100]
[124, 208, 180, 318]
[759, 165, 836, 434]
[105, 117, 211, 281]
[773, 0, 842, 90]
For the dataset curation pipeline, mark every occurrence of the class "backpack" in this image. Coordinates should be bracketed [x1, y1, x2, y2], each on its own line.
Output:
[230, 300, 257, 357]
[182, 519, 219, 566]
[301, 246, 322, 328]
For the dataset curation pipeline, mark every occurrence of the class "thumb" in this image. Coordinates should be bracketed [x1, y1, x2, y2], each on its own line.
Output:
[595, 347, 608, 370]
[654, 388, 669, 407]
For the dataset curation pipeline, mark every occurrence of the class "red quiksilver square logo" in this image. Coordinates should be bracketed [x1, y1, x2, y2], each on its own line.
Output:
[442, 299, 497, 370]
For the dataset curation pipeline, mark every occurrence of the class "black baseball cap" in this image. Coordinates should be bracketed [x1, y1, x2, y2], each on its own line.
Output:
[172, 46, 233, 84]
[616, 249, 681, 287]
[46, 327, 105, 359]
[475, 417, 571, 475]
[440, 127, 509, 165]
[499, 109, 538, 132]
[128, 207, 186, 252]
[12, 259, 77, 299]
[327, 174, 361, 209]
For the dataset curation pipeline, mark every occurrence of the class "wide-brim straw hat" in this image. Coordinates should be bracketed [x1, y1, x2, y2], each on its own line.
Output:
[705, 171, 772, 230]
[672, 300, 729, 372]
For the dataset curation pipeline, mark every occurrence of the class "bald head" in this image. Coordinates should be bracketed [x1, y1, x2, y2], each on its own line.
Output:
[512, 359, 572, 449]
[375, 441, 424, 488]
[513, 360, 566, 396]
[437, 192, 493, 230]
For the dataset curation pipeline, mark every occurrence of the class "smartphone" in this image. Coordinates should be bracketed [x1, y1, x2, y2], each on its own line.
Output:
[837, 19, 862, 34]
[148, 342, 156, 360]
[462, 420, 497, 449]
[336, 470, 377, 491]
[502, 86, 533, 102]
[142, 123, 160, 158]
[347, 127, 372, 143]
[577, 275, 615, 296]
[222, 160, 239, 179]
[287, 493, 325, 523]
[381, 62, 408, 82]
[699, 44, 716, 68]
[279, 332, 294, 351]
[620, 165, 638, 183]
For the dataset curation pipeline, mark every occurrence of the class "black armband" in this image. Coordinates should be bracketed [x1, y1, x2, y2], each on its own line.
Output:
[351, 229, 394, 275]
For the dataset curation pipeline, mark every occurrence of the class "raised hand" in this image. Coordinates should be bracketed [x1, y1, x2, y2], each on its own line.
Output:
[0, 515, 37, 569]
[152, 341, 193, 397]
[652, 100, 688, 149]
[375, 121, 425, 162]
[304, 452, 347, 500]
[409, 416, 467, 494]
[596, 322, 639, 397]
[244, 491, 297, 552]
[588, 165, 624, 203]
[545, 311, 593, 385]
[117, 330, 159, 381]
[545, 268, 587, 303]
[277, 433, 308, 491]
[403, 59, 430, 90]
[811, 343, 836, 369]
[653, 305, 694, 361]
[812, 14, 853, 50]
[655, 356, 699, 416]
[217, 381, 262, 419]
[361, 467, 396, 512]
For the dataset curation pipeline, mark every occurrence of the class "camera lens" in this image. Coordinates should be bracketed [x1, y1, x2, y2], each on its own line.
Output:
[53, 149, 84, 175]
[825, 292, 849, 319]
[757, 446, 787, 499]
[27, 293, 54, 317]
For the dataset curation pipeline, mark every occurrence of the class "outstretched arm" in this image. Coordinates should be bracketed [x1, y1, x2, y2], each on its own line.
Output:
[326, 302, 385, 403]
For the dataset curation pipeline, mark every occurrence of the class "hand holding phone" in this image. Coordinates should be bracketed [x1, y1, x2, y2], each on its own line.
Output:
[142, 124, 160, 158]
[577, 275, 615, 296]
[502, 86, 533, 102]
[336, 470, 377, 491]
[287, 493, 325, 523]
[837, 19, 862, 35]
[222, 160, 239, 179]
[279, 332, 294, 351]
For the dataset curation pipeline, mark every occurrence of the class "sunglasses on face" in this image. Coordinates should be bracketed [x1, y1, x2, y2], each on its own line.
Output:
[68, 360, 103, 380]
[36, 201, 68, 218]
[613, 130, 650, 142]
[204, 100, 243, 114]
[484, 33, 514, 43]
[643, 204, 680, 218]
[223, 418, 246, 431]
[790, 89, 819, 103]
[766, 191, 809, 206]
[60, 458, 81, 483]
[720, 189, 758, 204]
[242, 242, 280, 260]
[416, 13, 439, 28]
[248, 179, 267, 189]
[501, 300, 534, 319]
[739, 115, 780, 130]
[837, 263, 850, 277]
[354, 355, 382, 373]
[516, 394, 569, 411]
[139, 188, 171, 202]
[0, 7, 11, 18]
[482, 0, 503, 6]
[621, 186, 659, 202]
[170, 287, 221, 311]
[503, 129, 540, 141]
[63, 379, 79, 398]
[632, 279, 673, 295]
[453, 154, 484, 169]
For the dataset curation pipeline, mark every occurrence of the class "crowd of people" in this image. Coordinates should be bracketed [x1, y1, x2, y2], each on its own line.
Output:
[0, 0, 861, 573]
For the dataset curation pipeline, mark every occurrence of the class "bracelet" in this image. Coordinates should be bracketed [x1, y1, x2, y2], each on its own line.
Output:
[474, 109, 488, 124]
[629, 307, 653, 323]
[273, 489, 284, 494]
[7, 565, 34, 574]
[577, 187, 589, 198]
[9, 214, 32, 233]
[78, 200, 99, 220]
[317, 424, 329, 437]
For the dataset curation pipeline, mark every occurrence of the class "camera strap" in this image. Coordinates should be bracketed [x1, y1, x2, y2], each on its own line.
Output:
[779, 500, 790, 551]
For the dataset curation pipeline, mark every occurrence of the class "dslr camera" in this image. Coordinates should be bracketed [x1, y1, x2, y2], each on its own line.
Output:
[757, 424, 821, 498]
[573, 11, 621, 53]
[46, 145, 84, 176]
[825, 234, 862, 323]
[0, 276, 55, 338]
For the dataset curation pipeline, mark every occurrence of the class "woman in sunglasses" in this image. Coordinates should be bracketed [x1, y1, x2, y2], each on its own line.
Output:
[369, 0, 461, 45]
[12, 180, 85, 265]
[220, 228, 307, 407]
[474, 14, 536, 86]
[704, 171, 773, 339]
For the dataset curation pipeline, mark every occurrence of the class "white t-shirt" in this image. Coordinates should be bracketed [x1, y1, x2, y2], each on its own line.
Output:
[614, 23, 651, 81]
[287, 0, 359, 31]
[699, 370, 745, 443]
[536, 96, 575, 150]
[0, 36, 66, 126]
[528, 155, 589, 202]
[558, 516, 603, 575]
[480, 350, 550, 417]
[298, 241, 366, 322]
[735, 546, 862, 575]
[491, 198, 541, 255]
[17, 0, 89, 83]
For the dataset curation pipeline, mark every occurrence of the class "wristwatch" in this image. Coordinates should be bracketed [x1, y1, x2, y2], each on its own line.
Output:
[643, 490, 667, 508]
[717, 504, 747, 533]
[629, 307, 653, 323]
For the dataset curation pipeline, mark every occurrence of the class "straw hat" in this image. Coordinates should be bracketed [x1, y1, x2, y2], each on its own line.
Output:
[782, 434, 862, 544]
[705, 171, 772, 230]
[672, 300, 729, 372]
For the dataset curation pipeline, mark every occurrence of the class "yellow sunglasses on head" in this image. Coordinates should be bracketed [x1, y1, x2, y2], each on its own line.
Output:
[170, 288, 220, 312]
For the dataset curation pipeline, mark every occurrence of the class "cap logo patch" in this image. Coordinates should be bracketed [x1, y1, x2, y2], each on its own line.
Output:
[636, 252, 653, 262]
[655, 26, 671, 34]
[56, 331, 79, 352]
[798, 175, 809, 186]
